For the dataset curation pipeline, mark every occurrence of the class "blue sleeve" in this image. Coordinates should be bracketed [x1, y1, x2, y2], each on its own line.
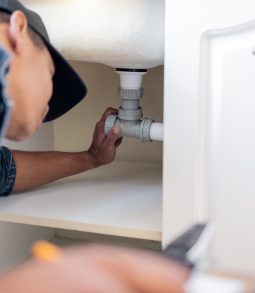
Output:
[0, 146, 16, 196]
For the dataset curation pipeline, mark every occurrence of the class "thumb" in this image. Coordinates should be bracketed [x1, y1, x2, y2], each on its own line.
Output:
[105, 127, 121, 146]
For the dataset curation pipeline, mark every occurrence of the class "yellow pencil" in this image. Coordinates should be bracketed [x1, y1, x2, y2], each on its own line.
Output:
[32, 241, 61, 262]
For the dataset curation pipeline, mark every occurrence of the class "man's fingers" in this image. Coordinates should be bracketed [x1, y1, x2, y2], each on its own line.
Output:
[101, 107, 118, 123]
[94, 108, 118, 140]
[105, 127, 121, 147]
[115, 137, 123, 148]
[93, 108, 118, 144]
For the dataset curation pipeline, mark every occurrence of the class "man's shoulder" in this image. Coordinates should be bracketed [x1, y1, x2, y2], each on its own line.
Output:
[0, 146, 11, 158]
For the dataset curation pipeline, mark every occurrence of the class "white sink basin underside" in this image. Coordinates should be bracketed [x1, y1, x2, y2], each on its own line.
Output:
[21, 0, 164, 69]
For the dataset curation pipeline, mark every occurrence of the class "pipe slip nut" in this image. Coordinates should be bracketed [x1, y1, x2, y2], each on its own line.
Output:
[118, 107, 143, 121]
[118, 88, 144, 100]
[140, 118, 154, 142]
[104, 115, 117, 135]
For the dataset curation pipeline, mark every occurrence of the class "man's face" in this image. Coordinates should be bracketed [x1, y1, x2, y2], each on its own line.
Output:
[6, 39, 54, 141]
[2, 11, 55, 141]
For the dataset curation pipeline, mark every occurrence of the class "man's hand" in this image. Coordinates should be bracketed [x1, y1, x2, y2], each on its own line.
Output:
[12, 108, 122, 192]
[88, 107, 123, 167]
[0, 245, 189, 293]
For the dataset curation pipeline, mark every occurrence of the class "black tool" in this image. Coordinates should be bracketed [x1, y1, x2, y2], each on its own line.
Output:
[163, 223, 214, 269]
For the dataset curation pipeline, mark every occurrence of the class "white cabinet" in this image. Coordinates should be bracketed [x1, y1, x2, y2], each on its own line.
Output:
[198, 20, 255, 274]
[0, 162, 162, 241]
[163, 0, 255, 274]
[0, 63, 164, 268]
[0, 0, 255, 275]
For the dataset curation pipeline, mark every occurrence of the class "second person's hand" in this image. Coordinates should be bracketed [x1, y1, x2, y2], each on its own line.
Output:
[0, 244, 189, 293]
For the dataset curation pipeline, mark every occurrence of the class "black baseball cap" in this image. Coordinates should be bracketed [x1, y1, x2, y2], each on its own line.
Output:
[0, 0, 87, 122]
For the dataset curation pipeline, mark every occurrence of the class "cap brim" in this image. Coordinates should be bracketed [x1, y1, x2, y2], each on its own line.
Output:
[0, 1, 87, 122]
[43, 44, 87, 122]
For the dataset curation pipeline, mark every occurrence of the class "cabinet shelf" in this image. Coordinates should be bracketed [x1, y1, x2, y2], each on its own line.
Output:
[0, 162, 162, 241]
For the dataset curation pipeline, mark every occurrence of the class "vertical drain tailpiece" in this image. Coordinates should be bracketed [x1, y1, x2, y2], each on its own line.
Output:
[104, 68, 163, 142]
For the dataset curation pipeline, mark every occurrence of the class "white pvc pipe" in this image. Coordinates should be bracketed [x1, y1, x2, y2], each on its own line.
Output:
[117, 71, 147, 89]
[150, 123, 164, 142]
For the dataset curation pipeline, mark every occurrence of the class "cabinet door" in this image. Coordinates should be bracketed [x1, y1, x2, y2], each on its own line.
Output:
[163, 0, 255, 253]
[197, 20, 255, 274]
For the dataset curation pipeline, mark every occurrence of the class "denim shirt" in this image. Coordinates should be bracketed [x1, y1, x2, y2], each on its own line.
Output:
[0, 146, 16, 196]
[0, 46, 16, 196]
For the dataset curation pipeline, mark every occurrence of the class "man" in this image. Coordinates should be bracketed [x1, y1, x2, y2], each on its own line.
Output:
[0, 1, 189, 292]
[0, 2, 122, 195]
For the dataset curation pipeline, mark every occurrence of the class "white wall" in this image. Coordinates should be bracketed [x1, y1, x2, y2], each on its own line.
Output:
[2, 123, 54, 151]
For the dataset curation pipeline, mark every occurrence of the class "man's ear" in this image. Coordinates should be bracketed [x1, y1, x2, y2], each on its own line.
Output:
[8, 11, 28, 53]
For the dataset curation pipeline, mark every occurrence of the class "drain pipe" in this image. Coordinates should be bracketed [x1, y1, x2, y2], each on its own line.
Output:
[150, 122, 164, 141]
[104, 68, 163, 142]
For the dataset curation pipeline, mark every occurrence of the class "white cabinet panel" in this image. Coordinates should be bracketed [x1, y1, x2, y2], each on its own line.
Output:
[0, 223, 53, 269]
[163, 0, 255, 246]
[0, 162, 162, 241]
[198, 20, 255, 274]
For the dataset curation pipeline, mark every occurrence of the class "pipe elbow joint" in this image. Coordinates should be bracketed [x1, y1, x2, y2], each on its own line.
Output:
[104, 115, 154, 143]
